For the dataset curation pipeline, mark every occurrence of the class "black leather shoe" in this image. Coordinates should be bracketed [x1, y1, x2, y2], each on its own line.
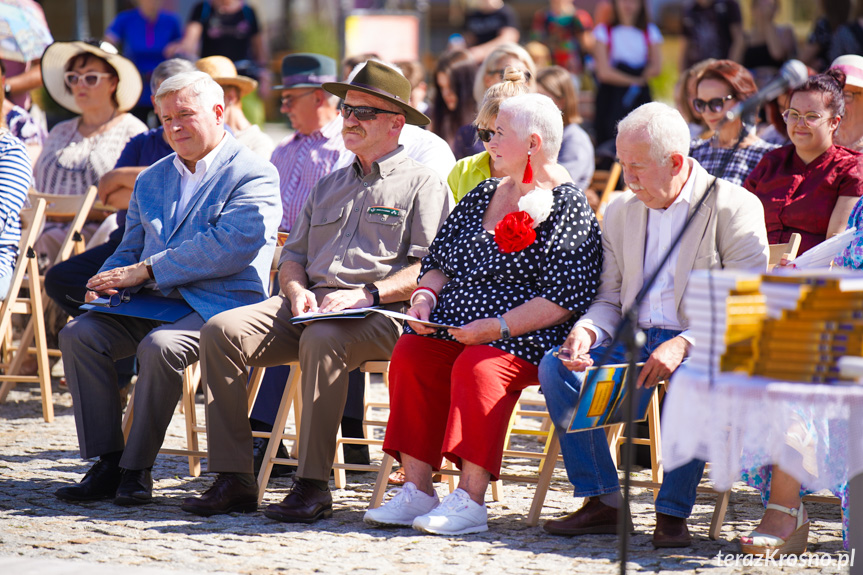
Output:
[55, 459, 122, 502]
[113, 468, 153, 506]
[263, 478, 332, 523]
[181, 473, 258, 517]
[253, 437, 295, 478]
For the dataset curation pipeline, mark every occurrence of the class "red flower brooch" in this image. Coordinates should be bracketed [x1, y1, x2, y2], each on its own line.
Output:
[493, 187, 554, 253]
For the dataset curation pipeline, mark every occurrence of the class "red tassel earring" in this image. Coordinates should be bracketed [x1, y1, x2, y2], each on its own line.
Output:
[522, 151, 533, 184]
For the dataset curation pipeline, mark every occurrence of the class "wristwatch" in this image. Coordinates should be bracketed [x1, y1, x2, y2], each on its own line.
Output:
[365, 283, 380, 306]
[498, 315, 511, 339]
[144, 256, 154, 279]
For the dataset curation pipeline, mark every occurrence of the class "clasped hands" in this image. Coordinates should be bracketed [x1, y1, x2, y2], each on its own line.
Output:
[557, 326, 690, 388]
[84, 262, 150, 303]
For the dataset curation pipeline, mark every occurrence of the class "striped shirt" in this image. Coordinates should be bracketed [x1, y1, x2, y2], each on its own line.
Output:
[0, 130, 32, 278]
[270, 115, 345, 232]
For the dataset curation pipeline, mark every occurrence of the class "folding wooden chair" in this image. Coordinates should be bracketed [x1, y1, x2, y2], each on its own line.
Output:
[591, 162, 623, 224]
[0, 199, 52, 420]
[1, 187, 99, 405]
[121, 247, 284, 477]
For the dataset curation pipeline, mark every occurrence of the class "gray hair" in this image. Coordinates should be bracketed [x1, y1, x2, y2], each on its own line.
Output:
[498, 93, 564, 161]
[617, 102, 691, 164]
[155, 70, 224, 112]
[150, 58, 196, 95]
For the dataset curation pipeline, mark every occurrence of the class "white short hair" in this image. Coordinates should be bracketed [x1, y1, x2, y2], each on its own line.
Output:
[155, 70, 224, 112]
[617, 102, 690, 164]
[499, 93, 564, 161]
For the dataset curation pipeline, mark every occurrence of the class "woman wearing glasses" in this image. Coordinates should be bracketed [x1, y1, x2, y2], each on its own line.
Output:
[689, 60, 778, 187]
[364, 93, 602, 535]
[447, 67, 531, 203]
[744, 69, 863, 256]
[34, 41, 146, 263]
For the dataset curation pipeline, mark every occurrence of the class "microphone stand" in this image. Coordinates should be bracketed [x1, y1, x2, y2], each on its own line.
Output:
[594, 120, 748, 575]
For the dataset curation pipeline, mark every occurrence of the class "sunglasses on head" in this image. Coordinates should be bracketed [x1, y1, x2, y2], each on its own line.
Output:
[692, 94, 735, 114]
[64, 71, 114, 88]
[486, 68, 532, 82]
[340, 103, 401, 121]
[476, 127, 494, 143]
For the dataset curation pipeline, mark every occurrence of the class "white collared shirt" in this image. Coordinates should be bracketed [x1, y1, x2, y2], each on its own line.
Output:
[579, 161, 697, 348]
[172, 132, 228, 217]
[637, 162, 695, 333]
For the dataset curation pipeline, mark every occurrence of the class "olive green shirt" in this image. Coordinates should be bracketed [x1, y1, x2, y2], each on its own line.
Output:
[280, 146, 452, 291]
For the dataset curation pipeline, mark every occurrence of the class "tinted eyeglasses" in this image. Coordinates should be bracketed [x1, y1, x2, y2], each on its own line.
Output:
[280, 90, 316, 107]
[340, 104, 401, 121]
[486, 68, 532, 82]
[782, 109, 830, 127]
[692, 94, 735, 114]
[64, 71, 114, 88]
[66, 289, 131, 308]
[476, 127, 494, 143]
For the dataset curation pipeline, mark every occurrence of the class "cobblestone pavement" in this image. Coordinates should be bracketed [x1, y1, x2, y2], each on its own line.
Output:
[0, 382, 849, 575]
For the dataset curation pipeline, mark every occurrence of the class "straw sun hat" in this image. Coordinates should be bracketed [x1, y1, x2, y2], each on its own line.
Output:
[40, 40, 143, 114]
[196, 55, 258, 97]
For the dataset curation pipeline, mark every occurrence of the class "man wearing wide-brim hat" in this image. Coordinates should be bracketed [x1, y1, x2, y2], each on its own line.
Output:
[182, 60, 452, 521]
[195, 55, 273, 159]
[832, 54, 863, 152]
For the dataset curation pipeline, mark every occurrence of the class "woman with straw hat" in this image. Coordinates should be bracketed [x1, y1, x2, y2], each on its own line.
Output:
[34, 40, 147, 263]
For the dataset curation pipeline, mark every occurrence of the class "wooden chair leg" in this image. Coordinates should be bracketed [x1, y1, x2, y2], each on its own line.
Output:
[527, 430, 561, 526]
[122, 387, 135, 442]
[709, 490, 731, 540]
[333, 427, 347, 489]
[646, 390, 663, 500]
[370, 453, 396, 509]
[182, 367, 201, 477]
[28, 256, 53, 423]
[257, 365, 301, 504]
[605, 423, 624, 468]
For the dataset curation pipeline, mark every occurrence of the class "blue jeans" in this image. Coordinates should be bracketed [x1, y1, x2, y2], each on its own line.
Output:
[538, 327, 706, 518]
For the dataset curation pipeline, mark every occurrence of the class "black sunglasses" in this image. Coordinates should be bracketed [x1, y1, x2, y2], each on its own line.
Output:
[692, 94, 735, 114]
[66, 289, 131, 308]
[341, 104, 401, 122]
[476, 127, 494, 143]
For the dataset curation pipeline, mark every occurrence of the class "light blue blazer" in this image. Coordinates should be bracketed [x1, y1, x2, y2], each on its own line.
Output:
[101, 133, 282, 322]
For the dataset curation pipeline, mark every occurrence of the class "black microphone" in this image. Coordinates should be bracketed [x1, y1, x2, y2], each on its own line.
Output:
[724, 59, 809, 122]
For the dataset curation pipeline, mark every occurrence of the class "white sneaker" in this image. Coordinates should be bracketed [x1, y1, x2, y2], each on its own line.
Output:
[363, 482, 440, 527]
[412, 488, 488, 535]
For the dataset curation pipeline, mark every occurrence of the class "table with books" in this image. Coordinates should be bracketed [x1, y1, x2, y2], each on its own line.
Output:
[659, 270, 863, 565]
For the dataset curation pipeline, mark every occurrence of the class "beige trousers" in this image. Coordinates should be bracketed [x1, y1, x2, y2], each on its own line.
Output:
[201, 294, 402, 480]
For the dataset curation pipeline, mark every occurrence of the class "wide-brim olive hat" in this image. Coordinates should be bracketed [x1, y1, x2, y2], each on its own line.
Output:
[323, 60, 429, 126]
[196, 55, 258, 97]
[41, 40, 142, 114]
[274, 53, 337, 90]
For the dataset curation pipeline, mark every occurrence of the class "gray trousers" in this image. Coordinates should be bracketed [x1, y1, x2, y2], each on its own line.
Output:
[201, 294, 401, 480]
[59, 310, 205, 470]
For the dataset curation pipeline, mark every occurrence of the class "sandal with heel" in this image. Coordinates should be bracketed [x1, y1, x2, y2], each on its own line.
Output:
[739, 502, 809, 557]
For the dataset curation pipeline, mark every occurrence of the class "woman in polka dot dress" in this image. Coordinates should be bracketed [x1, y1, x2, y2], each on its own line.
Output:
[365, 93, 603, 535]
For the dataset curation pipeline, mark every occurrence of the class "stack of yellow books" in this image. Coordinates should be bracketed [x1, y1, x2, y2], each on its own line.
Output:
[684, 270, 766, 374]
[752, 271, 863, 383]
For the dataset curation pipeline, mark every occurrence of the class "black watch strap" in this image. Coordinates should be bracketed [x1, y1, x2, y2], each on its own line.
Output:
[365, 283, 380, 306]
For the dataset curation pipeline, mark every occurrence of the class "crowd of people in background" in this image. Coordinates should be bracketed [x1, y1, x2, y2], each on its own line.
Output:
[3, 0, 863, 561]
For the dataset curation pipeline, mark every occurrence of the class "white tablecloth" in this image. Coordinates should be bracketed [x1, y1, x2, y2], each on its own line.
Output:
[662, 366, 863, 493]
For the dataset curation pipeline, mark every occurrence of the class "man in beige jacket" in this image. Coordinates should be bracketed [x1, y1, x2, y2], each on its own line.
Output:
[538, 102, 769, 547]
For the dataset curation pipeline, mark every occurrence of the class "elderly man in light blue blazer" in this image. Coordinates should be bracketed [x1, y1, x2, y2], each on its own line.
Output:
[55, 71, 281, 507]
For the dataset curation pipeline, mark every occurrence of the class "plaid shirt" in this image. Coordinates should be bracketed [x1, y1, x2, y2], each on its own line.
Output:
[690, 137, 779, 187]
[270, 115, 346, 232]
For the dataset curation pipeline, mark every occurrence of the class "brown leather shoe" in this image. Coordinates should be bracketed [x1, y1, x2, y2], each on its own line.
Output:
[543, 496, 631, 536]
[652, 512, 692, 548]
[181, 473, 258, 517]
[263, 478, 333, 524]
